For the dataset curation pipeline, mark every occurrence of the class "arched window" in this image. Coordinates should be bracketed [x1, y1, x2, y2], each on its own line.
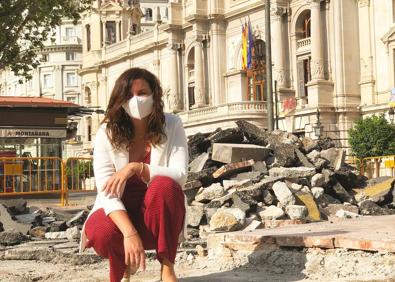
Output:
[302, 13, 311, 38]
[246, 39, 266, 101]
[145, 8, 153, 21]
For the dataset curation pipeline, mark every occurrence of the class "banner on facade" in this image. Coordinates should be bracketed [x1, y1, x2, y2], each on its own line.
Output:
[281, 97, 297, 116]
[0, 128, 66, 138]
[389, 88, 395, 107]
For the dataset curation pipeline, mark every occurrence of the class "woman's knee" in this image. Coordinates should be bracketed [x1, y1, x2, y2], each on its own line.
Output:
[147, 176, 183, 199]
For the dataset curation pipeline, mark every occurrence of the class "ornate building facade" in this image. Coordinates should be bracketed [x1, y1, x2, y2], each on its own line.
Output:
[80, 0, 395, 154]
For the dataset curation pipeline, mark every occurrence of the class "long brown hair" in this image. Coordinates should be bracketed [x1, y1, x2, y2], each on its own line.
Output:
[102, 68, 166, 150]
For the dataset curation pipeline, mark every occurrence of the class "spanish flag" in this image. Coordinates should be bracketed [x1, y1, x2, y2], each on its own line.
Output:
[241, 22, 247, 70]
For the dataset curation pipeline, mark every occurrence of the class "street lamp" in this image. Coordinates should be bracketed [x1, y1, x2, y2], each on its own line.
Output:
[314, 109, 324, 138]
[389, 107, 395, 124]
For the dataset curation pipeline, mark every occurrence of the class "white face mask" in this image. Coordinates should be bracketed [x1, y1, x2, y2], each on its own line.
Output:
[122, 95, 154, 120]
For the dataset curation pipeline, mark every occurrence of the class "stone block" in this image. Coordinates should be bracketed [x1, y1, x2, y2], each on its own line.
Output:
[212, 143, 270, 164]
[285, 205, 308, 220]
[209, 208, 245, 232]
[194, 183, 225, 203]
[187, 205, 204, 227]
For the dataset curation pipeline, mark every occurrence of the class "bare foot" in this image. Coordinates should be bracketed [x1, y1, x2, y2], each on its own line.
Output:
[123, 265, 138, 279]
[160, 258, 178, 282]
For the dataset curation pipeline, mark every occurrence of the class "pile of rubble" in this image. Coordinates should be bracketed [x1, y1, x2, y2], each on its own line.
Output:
[0, 199, 88, 246]
[184, 120, 395, 239]
[0, 120, 394, 246]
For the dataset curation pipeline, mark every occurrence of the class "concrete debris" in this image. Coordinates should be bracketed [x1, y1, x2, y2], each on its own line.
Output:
[1, 121, 393, 254]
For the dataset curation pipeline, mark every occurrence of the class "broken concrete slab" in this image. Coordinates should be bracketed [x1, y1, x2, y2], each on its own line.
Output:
[285, 205, 308, 220]
[355, 177, 395, 205]
[14, 214, 42, 226]
[295, 148, 314, 168]
[194, 183, 225, 203]
[272, 181, 296, 207]
[184, 180, 202, 204]
[189, 152, 209, 173]
[230, 171, 261, 181]
[0, 204, 31, 234]
[209, 208, 246, 232]
[269, 167, 316, 179]
[213, 159, 255, 179]
[0, 199, 28, 215]
[311, 173, 325, 187]
[212, 143, 270, 164]
[320, 148, 345, 171]
[252, 161, 268, 175]
[187, 206, 204, 227]
[258, 205, 285, 220]
[243, 219, 262, 231]
[301, 137, 319, 153]
[272, 144, 297, 167]
[66, 210, 89, 228]
[328, 181, 356, 204]
[187, 166, 218, 187]
[294, 190, 321, 221]
[0, 231, 27, 246]
[206, 128, 244, 144]
[321, 203, 359, 218]
[235, 120, 268, 146]
[359, 200, 395, 216]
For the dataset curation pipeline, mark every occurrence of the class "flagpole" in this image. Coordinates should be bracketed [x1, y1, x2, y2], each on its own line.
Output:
[265, 0, 274, 131]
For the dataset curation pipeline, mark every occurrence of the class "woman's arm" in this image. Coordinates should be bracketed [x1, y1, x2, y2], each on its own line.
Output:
[143, 116, 188, 187]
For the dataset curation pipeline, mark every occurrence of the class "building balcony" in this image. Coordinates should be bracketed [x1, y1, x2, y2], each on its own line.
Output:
[178, 101, 267, 135]
[61, 36, 81, 45]
[296, 37, 311, 54]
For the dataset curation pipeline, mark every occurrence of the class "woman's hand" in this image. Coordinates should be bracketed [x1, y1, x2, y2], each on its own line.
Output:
[124, 234, 146, 271]
[102, 162, 139, 197]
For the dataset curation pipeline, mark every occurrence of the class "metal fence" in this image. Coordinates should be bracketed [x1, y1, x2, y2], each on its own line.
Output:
[359, 155, 395, 179]
[0, 156, 96, 206]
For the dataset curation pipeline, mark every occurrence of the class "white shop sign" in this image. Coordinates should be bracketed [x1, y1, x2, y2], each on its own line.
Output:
[0, 128, 66, 138]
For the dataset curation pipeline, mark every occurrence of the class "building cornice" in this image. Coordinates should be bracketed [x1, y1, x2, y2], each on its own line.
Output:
[41, 45, 82, 53]
[224, 2, 264, 21]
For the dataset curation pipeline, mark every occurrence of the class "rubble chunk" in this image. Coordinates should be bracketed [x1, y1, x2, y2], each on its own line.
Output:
[213, 159, 255, 179]
[269, 167, 316, 179]
[212, 143, 270, 164]
[209, 208, 245, 232]
[194, 183, 225, 203]
[189, 153, 209, 173]
[258, 205, 285, 220]
[285, 205, 308, 220]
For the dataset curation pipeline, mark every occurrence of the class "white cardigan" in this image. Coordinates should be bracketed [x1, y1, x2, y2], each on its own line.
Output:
[79, 113, 188, 252]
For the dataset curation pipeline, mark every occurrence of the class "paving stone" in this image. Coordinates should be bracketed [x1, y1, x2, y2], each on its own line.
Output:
[212, 143, 270, 164]
[213, 159, 255, 179]
[189, 153, 209, 173]
[269, 167, 316, 179]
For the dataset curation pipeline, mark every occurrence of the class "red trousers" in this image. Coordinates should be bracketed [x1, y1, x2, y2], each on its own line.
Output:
[84, 173, 185, 282]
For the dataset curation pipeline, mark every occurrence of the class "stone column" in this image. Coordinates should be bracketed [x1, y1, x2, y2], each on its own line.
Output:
[168, 43, 181, 111]
[193, 37, 206, 107]
[358, 0, 375, 105]
[102, 21, 106, 45]
[116, 20, 121, 42]
[271, 6, 287, 88]
[309, 0, 325, 80]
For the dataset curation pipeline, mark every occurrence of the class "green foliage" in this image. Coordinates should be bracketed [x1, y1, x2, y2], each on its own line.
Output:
[66, 160, 93, 179]
[0, 0, 92, 80]
[348, 114, 395, 159]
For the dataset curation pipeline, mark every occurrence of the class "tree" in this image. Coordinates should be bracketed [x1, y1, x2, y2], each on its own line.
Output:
[348, 114, 395, 159]
[0, 0, 92, 80]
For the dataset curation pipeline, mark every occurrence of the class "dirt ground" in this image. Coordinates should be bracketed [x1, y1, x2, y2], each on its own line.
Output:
[1, 246, 395, 282]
